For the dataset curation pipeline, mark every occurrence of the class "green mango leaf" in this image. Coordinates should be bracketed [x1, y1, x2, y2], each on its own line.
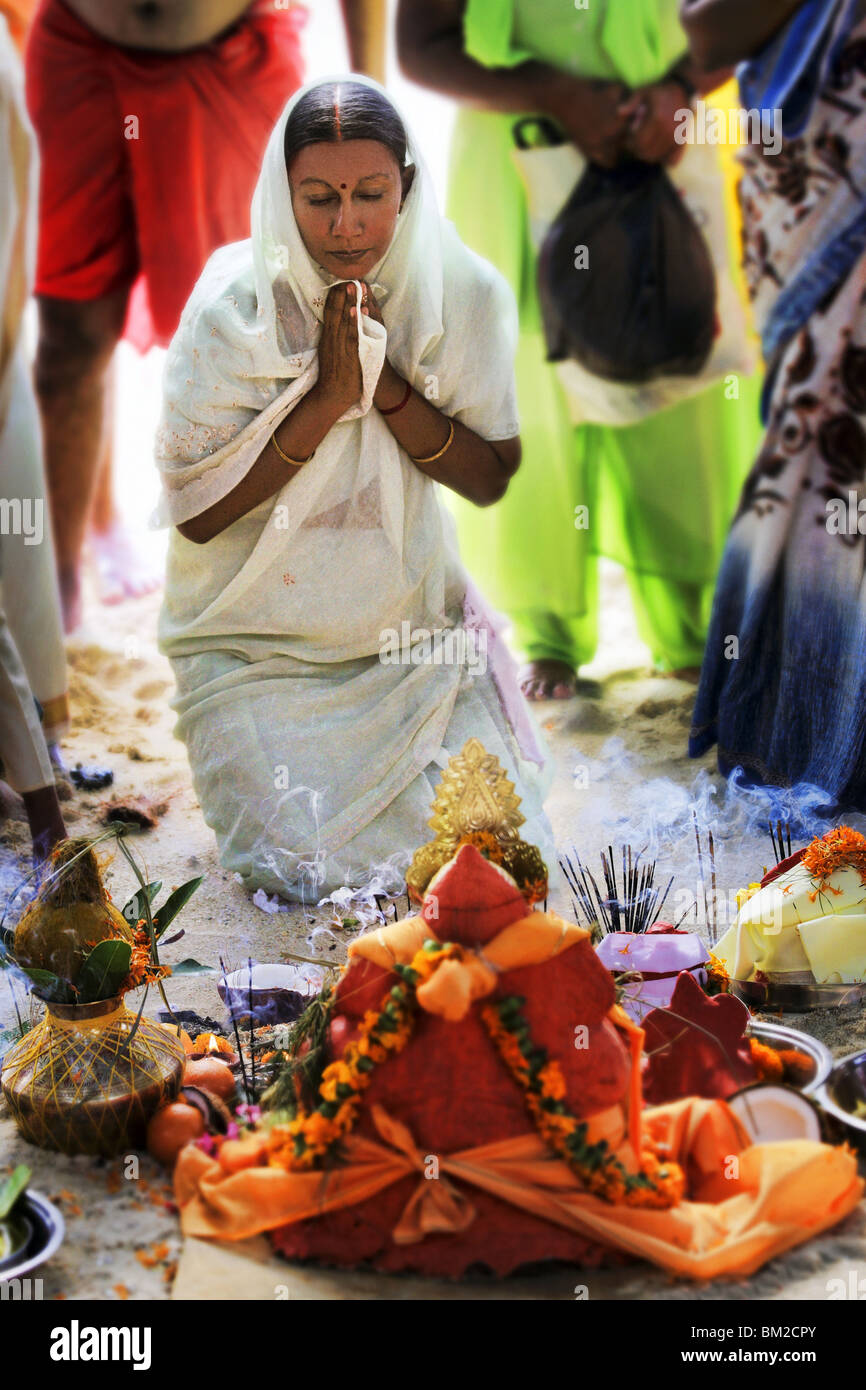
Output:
[152, 877, 203, 939]
[0, 1165, 30, 1220]
[16, 965, 73, 1004]
[120, 881, 162, 927]
[75, 939, 133, 1003]
[121, 881, 162, 927]
[171, 958, 213, 976]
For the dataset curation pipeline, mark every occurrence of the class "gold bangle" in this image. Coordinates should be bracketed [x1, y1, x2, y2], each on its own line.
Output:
[410, 419, 455, 465]
[272, 433, 315, 468]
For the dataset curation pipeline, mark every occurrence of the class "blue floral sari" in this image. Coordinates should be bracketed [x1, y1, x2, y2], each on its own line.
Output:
[690, 1, 866, 808]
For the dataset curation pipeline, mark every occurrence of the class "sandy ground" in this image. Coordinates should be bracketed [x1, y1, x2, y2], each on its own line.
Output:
[2, 562, 866, 1302]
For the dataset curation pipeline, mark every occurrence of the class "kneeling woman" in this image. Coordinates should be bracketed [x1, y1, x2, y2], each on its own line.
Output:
[155, 77, 553, 901]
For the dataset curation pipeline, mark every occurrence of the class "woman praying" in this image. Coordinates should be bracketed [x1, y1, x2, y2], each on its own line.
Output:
[155, 77, 554, 901]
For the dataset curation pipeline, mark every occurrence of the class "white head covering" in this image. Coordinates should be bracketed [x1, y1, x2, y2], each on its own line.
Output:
[155, 74, 518, 559]
[251, 73, 444, 378]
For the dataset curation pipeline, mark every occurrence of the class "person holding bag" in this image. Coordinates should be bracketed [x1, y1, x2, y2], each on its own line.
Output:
[397, 0, 763, 697]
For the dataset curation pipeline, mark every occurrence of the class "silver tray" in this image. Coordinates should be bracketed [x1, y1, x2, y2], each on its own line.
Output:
[746, 1018, 833, 1094]
[731, 977, 866, 1013]
[815, 1049, 866, 1149]
[0, 1190, 64, 1284]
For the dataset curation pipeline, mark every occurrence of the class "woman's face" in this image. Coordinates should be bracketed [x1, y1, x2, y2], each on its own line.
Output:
[288, 140, 408, 280]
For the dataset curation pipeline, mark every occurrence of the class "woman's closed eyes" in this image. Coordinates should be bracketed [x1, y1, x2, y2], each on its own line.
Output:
[307, 193, 384, 206]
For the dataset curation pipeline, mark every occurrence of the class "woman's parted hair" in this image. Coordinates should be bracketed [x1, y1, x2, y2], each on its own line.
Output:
[284, 81, 409, 171]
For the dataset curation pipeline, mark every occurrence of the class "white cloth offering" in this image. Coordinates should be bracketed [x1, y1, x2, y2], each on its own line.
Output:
[155, 75, 554, 900]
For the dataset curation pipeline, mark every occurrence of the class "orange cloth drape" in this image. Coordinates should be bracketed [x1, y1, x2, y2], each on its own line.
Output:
[0, 0, 35, 52]
[175, 1098, 862, 1281]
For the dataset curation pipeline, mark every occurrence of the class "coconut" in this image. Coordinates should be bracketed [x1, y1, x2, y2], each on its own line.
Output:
[728, 1084, 823, 1144]
[13, 838, 133, 986]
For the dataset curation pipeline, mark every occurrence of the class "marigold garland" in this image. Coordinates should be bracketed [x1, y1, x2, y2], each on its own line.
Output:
[265, 940, 461, 1171]
[263, 940, 682, 1208]
[480, 995, 685, 1209]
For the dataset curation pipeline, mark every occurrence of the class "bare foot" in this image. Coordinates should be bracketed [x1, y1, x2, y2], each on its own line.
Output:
[519, 659, 577, 701]
[90, 521, 162, 605]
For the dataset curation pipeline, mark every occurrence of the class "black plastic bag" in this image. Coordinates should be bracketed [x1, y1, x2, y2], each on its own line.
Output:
[537, 160, 717, 384]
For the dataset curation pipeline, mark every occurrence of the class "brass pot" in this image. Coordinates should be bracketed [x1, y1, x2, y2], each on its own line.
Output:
[1, 996, 184, 1156]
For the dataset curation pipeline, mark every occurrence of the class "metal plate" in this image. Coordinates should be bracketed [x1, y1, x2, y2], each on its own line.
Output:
[746, 1019, 833, 1094]
[731, 977, 866, 1013]
[815, 1049, 866, 1149]
[0, 1190, 65, 1284]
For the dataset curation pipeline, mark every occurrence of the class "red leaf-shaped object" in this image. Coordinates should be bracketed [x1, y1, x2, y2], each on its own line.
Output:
[641, 971, 756, 1104]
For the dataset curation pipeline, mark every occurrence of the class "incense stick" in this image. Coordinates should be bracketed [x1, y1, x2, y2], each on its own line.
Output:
[708, 830, 717, 942]
[693, 811, 708, 929]
[220, 955, 251, 1102]
[248, 956, 256, 1102]
[559, 845, 670, 935]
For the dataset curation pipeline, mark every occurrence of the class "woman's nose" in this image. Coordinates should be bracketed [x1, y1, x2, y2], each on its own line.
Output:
[331, 196, 363, 237]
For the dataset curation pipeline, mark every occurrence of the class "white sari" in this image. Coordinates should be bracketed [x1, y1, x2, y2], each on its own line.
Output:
[155, 76, 554, 901]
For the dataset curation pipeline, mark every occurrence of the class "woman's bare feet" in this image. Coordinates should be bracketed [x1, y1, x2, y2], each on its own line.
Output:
[90, 521, 163, 606]
[519, 658, 577, 701]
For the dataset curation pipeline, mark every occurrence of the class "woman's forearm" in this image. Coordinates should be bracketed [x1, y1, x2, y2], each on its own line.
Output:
[374, 362, 519, 506]
[680, 0, 806, 71]
[667, 52, 735, 96]
[395, 0, 581, 121]
[177, 383, 342, 543]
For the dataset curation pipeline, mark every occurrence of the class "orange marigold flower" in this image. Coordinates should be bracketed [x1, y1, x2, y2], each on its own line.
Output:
[321, 1060, 354, 1089]
[802, 826, 866, 891]
[457, 830, 505, 863]
[538, 1062, 567, 1101]
[540, 1112, 578, 1141]
[356, 1035, 388, 1064]
[302, 1112, 340, 1150]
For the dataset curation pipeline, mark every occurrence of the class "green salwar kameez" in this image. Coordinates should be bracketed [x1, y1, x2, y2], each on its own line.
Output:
[446, 0, 763, 670]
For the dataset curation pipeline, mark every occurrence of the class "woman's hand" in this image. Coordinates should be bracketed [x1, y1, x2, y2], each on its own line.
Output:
[317, 281, 363, 416]
[547, 73, 630, 168]
[619, 82, 690, 165]
[360, 282, 385, 327]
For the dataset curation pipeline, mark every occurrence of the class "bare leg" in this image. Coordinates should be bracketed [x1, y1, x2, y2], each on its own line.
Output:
[88, 356, 162, 605]
[34, 289, 130, 632]
[22, 784, 67, 860]
[88, 356, 117, 536]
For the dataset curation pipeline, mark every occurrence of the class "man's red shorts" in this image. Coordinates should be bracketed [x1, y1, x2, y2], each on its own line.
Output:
[25, 0, 306, 351]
